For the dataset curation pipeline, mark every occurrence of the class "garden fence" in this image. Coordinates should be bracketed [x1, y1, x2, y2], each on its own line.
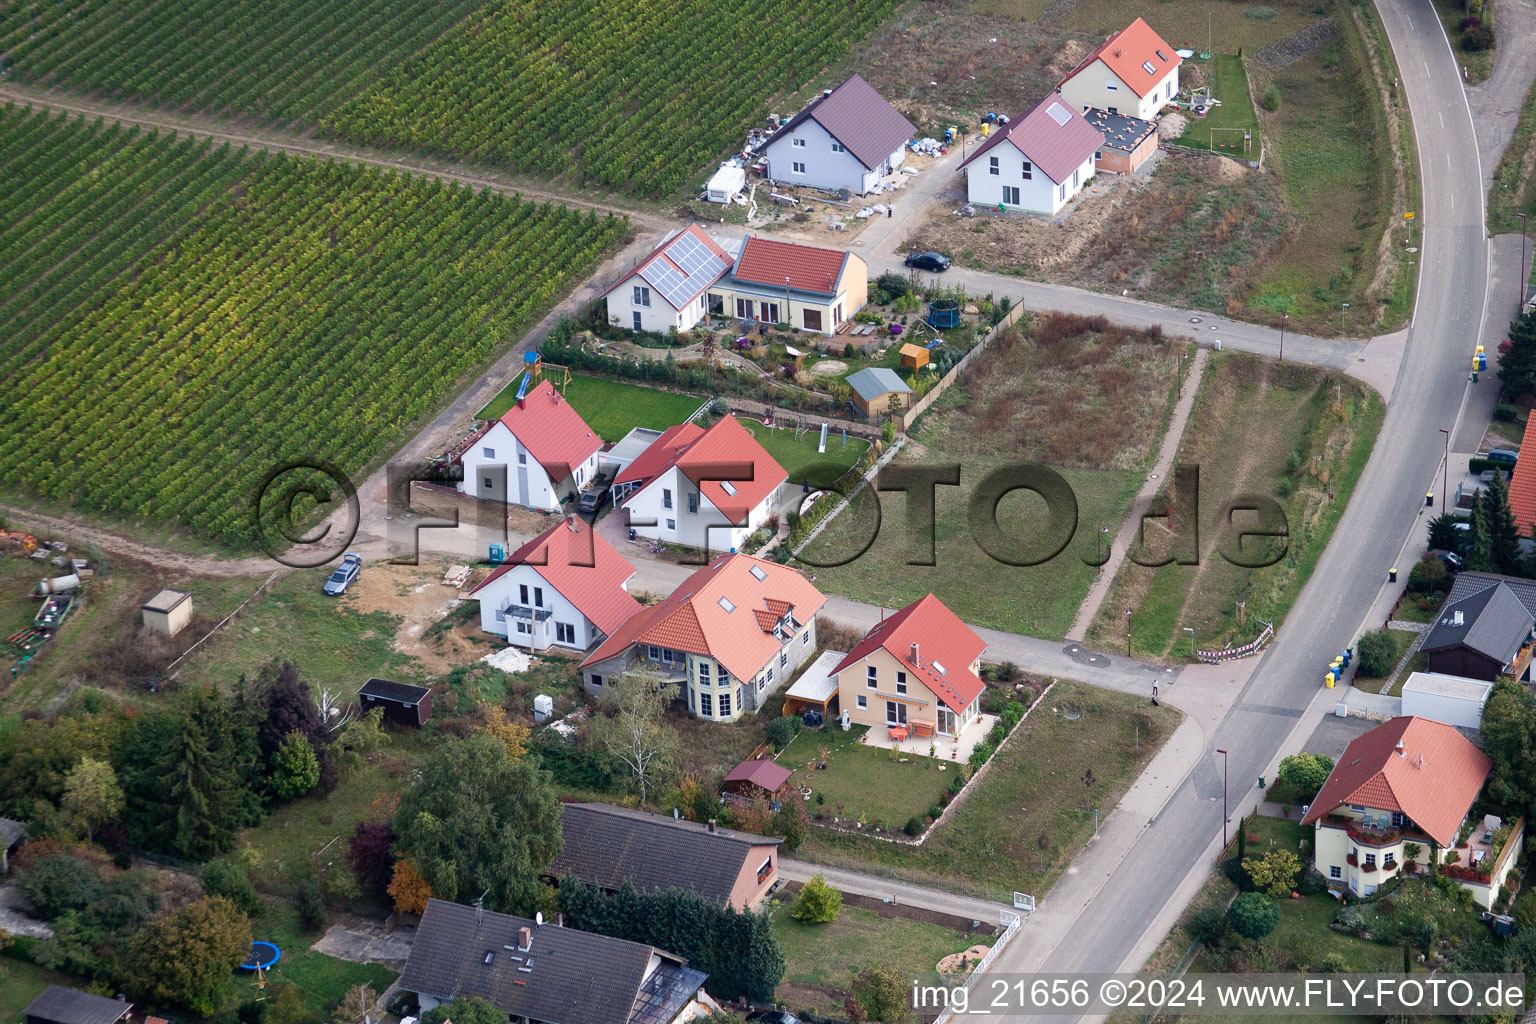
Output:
[900, 300, 1028, 432]
[933, 907, 1026, 1024]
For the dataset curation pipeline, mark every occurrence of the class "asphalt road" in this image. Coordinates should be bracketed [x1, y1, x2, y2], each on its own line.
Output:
[982, 0, 1488, 1007]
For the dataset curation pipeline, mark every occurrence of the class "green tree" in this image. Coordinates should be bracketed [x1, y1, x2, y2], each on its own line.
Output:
[1481, 679, 1536, 815]
[1486, 470, 1524, 575]
[200, 858, 261, 917]
[393, 732, 563, 914]
[271, 731, 320, 800]
[1228, 892, 1280, 940]
[19, 855, 103, 920]
[421, 997, 504, 1024]
[1407, 552, 1451, 597]
[119, 896, 252, 1015]
[853, 965, 910, 1023]
[262, 984, 319, 1024]
[1276, 754, 1333, 798]
[60, 756, 124, 844]
[791, 874, 842, 923]
[1466, 490, 1495, 572]
[1427, 513, 1467, 557]
[773, 792, 809, 852]
[0, 704, 126, 819]
[1356, 630, 1399, 678]
[1498, 309, 1536, 400]
[1242, 849, 1302, 899]
[588, 669, 679, 805]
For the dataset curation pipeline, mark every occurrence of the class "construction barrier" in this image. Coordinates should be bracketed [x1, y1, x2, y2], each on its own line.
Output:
[1196, 621, 1275, 664]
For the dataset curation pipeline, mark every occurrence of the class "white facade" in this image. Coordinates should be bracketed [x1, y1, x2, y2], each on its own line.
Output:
[458, 421, 597, 512]
[1058, 60, 1179, 121]
[763, 118, 906, 196]
[625, 467, 781, 552]
[1401, 672, 1494, 731]
[966, 142, 1096, 216]
[605, 279, 711, 334]
[473, 562, 619, 652]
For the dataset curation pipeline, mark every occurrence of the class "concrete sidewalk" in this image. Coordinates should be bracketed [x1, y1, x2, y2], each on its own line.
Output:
[776, 858, 1011, 923]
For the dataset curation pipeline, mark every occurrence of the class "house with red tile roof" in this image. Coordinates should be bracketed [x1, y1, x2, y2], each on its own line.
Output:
[601, 225, 734, 335]
[617, 415, 788, 553]
[1057, 17, 1182, 121]
[470, 516, 641, 652]
[1301, 716, 1523, 906]
[1505, 417, 1536, 538]
[959, 96, 1105, 216]
[458, 379, 603, 512]
[579, 553, 826, 722]
[712, 236, 868, 335]
[761, 74, 917, 196]
[830, 594, 988, 741]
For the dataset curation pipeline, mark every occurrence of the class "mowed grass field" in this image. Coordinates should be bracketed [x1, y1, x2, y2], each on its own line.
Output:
[0, 107, 630, 549]
[1177, 55, 1261, 157]
[1087, 353, 1383, 658]
[477, 372, 703, 438]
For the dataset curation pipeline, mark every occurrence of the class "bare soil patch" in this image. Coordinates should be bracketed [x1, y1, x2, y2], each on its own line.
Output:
[348, 560, 488, 674]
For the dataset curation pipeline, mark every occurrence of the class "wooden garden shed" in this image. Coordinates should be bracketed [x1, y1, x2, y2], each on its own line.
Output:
[899, 343, 929, 371]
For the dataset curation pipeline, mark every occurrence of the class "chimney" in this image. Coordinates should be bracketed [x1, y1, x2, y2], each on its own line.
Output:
[554, 912, 564, 928]
[707, 819, 717, 833]
[910, 642, 920, 665]
[823, 88, 833, 97]
[1395, 741, 1406, 758]
[1453, 610, 1464, 625]
[1418, 754, 1426, 769]
[518, 926, 532, 952]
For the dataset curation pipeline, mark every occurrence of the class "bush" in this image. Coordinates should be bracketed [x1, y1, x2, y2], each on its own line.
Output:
[19, 856, 102, 920]
[1408, 552, 1450, 596]
[904, 815, 924, 836]
[766, 715, 804, 750]
[1462, 23, 1494, 50]
[296, 874, 327, 931]
[1261, 84, 1282, 111]
[1222, 857, 1256, 892]
[927, 803, 944, 820]
[200, 859, 261, 917]
[1355, 629, 1399, 677]
[875, 272, 912, 298]
[1186, 904, 1228, 943]
[1228, 892, 1280, 940]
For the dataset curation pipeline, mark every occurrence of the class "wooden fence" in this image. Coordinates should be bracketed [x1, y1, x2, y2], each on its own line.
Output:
[899, 301, 1029, 433]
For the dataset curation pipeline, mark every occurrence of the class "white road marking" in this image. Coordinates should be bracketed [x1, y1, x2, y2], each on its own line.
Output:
[1439, 111, 1445, 128]
[1406, 13, 1414, 28]
[1425, 59, 1433, 76]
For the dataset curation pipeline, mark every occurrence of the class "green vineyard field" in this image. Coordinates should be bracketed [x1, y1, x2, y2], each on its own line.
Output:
[0, 104, 632, 546]
[0, 0, 903, 198]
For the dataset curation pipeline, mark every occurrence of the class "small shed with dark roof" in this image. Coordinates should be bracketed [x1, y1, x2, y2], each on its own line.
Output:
[0, 815, 27, 872]
[722, 758, 794, 804]
[24, 988, 131, 1024]
[1082, 107, 1160, 174]
[550, 803, 781, 909]
[357, 678, 433, 727]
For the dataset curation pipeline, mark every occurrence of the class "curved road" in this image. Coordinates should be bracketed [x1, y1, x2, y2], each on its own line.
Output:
[985, 0, 1488, 1006]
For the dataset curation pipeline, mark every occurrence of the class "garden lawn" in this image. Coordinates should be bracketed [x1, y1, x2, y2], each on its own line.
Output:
[1393, 594, 1442, 623]
[1358, 629, 1417, 683]
[795, 683, 1180, 900]
[1063, 0, 1320, 51]
[233, 902, 398, 1011]
[477, 373, 703, 439]
[779, 725, 952, 828]
[1177, 55, 1261, 157]
[739, 419, 869, 490]
[0, 960, 76, 1022]
[772, 902, 993, 1015]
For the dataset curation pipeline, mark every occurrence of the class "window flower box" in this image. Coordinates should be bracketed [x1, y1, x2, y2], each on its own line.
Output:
[1346, 853, 1358, 866]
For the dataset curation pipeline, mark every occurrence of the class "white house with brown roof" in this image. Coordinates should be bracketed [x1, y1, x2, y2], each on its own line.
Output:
[470, 517, 641, 652]
[602, 225, 734, 334]
[1057, 17, 1182, 120]
[458, 379, 602, 511]
[762, 74, 917, 195]
[617, 415, 788, 552]
[831, 594, 987, 741]
[579, 553, 826, 722]
[959, 97, 1105, 215]
[706, 235, 868, 335]
[1301, 716, 1523, 907]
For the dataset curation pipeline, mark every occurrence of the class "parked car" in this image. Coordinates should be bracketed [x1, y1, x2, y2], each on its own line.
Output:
[904, 250, 951, 272]
[323, 552, 362, 595]
[746, 1012, 801, 1024]
[1428, 548, 1464, 571]
[1488, 447, 1519, 468]
[578, 479, 612, 516]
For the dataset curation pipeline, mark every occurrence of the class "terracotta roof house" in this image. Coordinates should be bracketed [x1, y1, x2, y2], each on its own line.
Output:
[458, 379, 603, 512]
[471, 517, 642, 652]
[1082, 107, 1160, 174]
[549, 803, 781, 909]
[398, 899, 711, 1024]
[617, 415, 788, 553]
[602, 225, 734, 335]
[357, 678, 433, 727]
[580, 553, 826, 722]
[24, 989, 131, 1024]
[1419, 578, 1535, 681]
[1506, 418, 1536, 537]
[846, 367, 913, 420]
[1301, 716, 1522, 906]
[1057, 17, 1183, 120]
[831, 594, 989, 743]
[722, 758, 795, 803]
[762, 74, 917, 196]
[960, 97, 1105, 216]
[710, 236, 868, 335]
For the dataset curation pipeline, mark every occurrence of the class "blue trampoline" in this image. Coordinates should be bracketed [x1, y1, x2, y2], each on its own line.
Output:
[241, 941, 282, 971]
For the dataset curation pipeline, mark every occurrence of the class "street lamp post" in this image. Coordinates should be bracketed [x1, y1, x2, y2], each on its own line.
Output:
[1126, 607, 1132, 657]
[1520, 213, 1528, 310]
[1216, 748, 1230, 850]
[1279, 312, 1286, 363]
[1183, 626, 1195, 659]
[1340, 301, 1350, 334]
[1098, 523, 1109, 567]
[1439, 427, 1450, 516]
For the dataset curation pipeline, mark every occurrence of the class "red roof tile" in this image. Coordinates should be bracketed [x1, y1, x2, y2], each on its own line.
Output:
[472, 517, 642, 634]
[581, 553, 825, 682]
[958, 96, 1105, 185]
[621, 416, 787, 524]
[832, 594, 987, 713]
[1299, 717, 1492, 847]
[733, 236, 851, 297]
[497, 379, 603, 481]
[1061, 17, 1182, 98]
[1507, 417, 1536, 536]
[724, 758, 794, 793]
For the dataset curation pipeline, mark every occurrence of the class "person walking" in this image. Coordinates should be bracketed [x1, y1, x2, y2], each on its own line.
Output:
[887, 203, 893, 218]
[1151, 681, 1160, 707]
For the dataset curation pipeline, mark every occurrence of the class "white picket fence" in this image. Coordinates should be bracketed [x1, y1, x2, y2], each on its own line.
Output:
[932, 907, 1025, 1024]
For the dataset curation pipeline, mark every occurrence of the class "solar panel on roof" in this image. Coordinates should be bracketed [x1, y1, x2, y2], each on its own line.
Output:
[669, 233, 725, 281]
[641, 262, 694, 309]
[1046, 103, 1071, 126]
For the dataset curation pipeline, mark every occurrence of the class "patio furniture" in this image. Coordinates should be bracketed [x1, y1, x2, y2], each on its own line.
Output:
[911, 722, 934, 738]
[1472, 849, 1486, 865]
[888, 725, 909, 741]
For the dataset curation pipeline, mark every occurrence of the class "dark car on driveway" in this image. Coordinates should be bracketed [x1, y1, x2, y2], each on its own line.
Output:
[905, 250, 951, 272]
[578, 479, 612, 517]
[746, 1012, 801, 1024]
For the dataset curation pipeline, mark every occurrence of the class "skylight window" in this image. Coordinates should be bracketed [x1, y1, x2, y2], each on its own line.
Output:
[1141, 61, 1157, 75]
[749, 565, 767, 581]
[721, 481, 738, 496]
[1156, 49, 1168, 61]
[1046, 103, 1071, 126]
[718, 596, 736, 613]
[933, 660, 947, 674]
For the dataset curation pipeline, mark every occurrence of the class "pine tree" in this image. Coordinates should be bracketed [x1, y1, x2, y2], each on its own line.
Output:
[152, 690, 261, 860]
[1486, 471, 1524, 575]
[1466, 490, 1495, 572]
[1499, 310, 1536, 400]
